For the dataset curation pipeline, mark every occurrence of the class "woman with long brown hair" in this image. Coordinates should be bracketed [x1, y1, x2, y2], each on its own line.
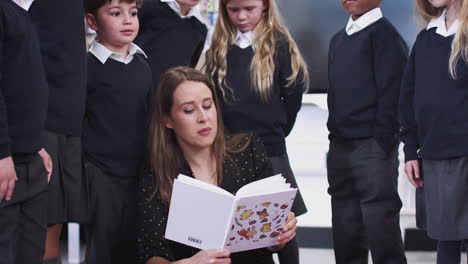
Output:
[137, 67, 297, 264]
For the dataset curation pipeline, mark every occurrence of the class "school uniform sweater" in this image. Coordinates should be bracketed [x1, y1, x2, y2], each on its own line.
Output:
[83, 54, 152, 177]
[327, 18, 408, 154]
[28, 0, 86, 136]
[0, 1, 48, 159]
[400, 28, 468, 162]
[218, 36, 304, 157]
[135, 0, 207, 85]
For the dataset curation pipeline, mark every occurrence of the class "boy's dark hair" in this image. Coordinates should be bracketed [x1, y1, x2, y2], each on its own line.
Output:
[84, 0, 143, 15]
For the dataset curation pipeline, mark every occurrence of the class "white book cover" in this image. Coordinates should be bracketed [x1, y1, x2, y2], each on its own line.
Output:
[164, 174, 297, 253]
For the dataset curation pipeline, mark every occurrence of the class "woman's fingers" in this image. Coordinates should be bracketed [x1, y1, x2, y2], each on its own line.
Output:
[277, 212, 297, 244]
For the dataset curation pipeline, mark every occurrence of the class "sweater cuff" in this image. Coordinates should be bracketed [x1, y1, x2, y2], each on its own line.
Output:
[403, 143, 419, 162]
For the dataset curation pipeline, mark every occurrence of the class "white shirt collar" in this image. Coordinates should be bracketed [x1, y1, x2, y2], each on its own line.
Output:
[89, 41, 147, 65]
[11, 0, 35, 11]
[426, 9, 460, 37]
[345, 7, 383, 36]
[161, 0, 205, 24]
[233, 30, 254, 49]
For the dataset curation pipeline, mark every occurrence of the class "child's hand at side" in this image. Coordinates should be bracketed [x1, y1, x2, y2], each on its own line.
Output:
[0, 156, 17, 201]
[38, 148, 53, 183]
[404, 160, 423, 188]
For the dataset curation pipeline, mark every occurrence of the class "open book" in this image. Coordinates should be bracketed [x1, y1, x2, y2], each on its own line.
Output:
[165, 174, 297, 253]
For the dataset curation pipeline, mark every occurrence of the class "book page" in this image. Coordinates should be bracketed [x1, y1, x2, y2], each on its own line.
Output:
[165, 177, 236, 250]
[236, 174, 291, 197]
[223, 189, 298, 253]
[177, 174, 234, 197]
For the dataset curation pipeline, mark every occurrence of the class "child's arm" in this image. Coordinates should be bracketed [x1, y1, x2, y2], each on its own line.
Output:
[190, 35, 206, 68]
[0, 43, 8, 157]
[404, 159, 422, 188]
[400, 36, 423, 191]
[135, 0, 162, 50]
[0, 59, 17, 202]
[37, 148, 52, 182]
[0, 156, 16, 202]
[372, 26, 409, 154]
[0, 25, 8, 160]
[0, 24, 17, 202]
[277, 40, 305, 137]
[399, 43, 420, 162]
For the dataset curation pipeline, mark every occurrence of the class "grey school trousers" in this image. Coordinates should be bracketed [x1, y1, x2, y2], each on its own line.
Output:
[0, 154, 48, 264]
[327, 137, 407, 264]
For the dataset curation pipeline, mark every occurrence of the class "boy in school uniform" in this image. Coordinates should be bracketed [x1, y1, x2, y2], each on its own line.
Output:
[84, 0, 152, 263]
[327, 0, 408, 263]
[27, 1, 88, 263]
[0, 0, 51, 263]
[135, 0, 207, 86]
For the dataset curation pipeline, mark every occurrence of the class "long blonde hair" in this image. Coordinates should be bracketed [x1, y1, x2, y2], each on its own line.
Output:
[205, 0, 309, 102]
[449, 0, 468, 78]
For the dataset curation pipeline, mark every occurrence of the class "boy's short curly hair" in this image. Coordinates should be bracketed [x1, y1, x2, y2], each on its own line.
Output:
[84, 0, 143, 15]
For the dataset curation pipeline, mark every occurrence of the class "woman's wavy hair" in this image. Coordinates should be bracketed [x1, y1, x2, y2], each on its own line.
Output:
[205, 0, 309, 102]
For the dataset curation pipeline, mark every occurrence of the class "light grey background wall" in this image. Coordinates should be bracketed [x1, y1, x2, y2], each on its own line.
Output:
[277, 0, 421, 92]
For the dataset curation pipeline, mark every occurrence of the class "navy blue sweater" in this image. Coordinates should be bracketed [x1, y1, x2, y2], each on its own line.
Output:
[399, 28, 468, 162]
[135, 0, 207, 86]
[29, 0, 87, 136]
[0, 1, 48, 159]
[327, 18, 408, 154]
[84, 54, 152, 177]
[217, 35, 305, 156]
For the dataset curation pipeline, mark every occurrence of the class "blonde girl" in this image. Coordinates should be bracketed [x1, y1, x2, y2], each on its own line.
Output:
[205, 0, 309, 263]
[400, 0, 468, 263]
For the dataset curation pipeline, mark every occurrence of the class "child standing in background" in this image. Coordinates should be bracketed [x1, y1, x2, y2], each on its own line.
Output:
[84, 0, 153, 263]
[327, 0, 408, 263]
[205, 0, 309, 263]
[135, 0, 207, 86]
[400, 0, 467, 263]
[0, 0, 51, 263]
[28, 1, 88, 263]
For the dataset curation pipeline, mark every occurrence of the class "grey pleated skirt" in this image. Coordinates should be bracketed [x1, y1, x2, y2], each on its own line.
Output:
[43, 130, 89, 224]
[422, 156, 468, 240]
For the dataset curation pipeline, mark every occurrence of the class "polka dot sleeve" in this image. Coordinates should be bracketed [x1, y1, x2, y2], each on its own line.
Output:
[137, 169, 175, 264]
[251, 135, 274, 180]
